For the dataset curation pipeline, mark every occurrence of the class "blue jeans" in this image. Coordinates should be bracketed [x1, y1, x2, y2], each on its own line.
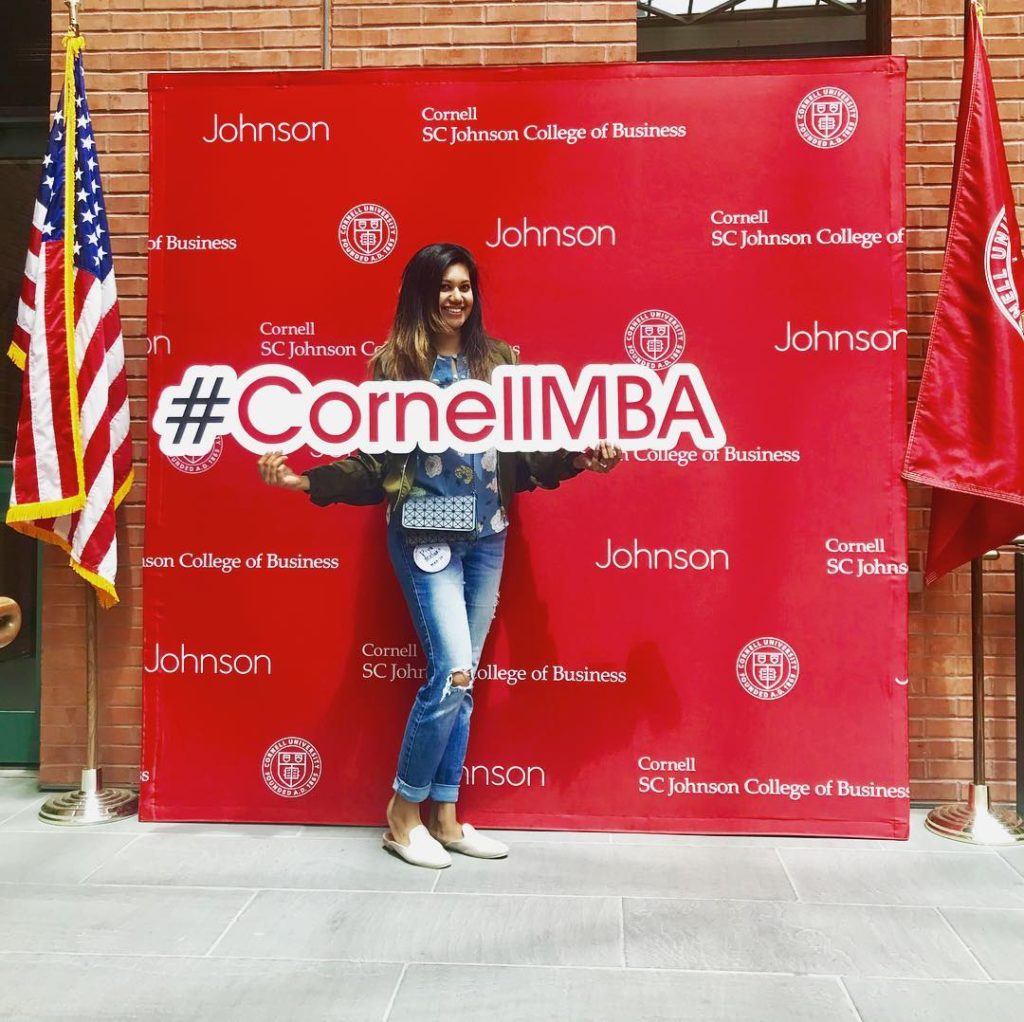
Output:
[387, 525, 508, 803]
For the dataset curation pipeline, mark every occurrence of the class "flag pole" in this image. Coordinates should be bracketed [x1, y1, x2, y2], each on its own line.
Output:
[38, 584, 138, 824]
[925, 553, 1024, 843]
[86, 587, 97, 775]
[35, 0, 138, 826]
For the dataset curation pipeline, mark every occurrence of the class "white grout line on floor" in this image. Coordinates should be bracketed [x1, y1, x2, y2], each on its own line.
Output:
[0, 950, 927, 974]
[836, 976, 866, 1021]
[381, 962, 408, 1022]
[933, 906, 994, 980]
[773, 847, 801, 901]
[996, 848, 1024, 870]
[202, 889, 260, 958]
[988, 851, 1024, 884]
[618, 896, 626, 967]
[0, 949, 1013, 983]
[125, 828, 307, 838]
[75, 833, 146, 885]
[4, 879, 1024, 912]
[0, 801, 48, 827]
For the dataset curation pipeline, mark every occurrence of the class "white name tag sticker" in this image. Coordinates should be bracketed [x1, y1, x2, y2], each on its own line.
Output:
[413, 543, 451, 573]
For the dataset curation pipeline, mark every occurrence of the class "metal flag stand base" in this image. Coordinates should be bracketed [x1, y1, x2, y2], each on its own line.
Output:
[926, 783, 1024, 845]
[39, 585, 138, 826]
[38, 767, 137, 826]
[924, 556, 1024, 846]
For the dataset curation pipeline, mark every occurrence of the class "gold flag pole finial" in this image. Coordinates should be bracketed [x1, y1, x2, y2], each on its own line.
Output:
[972, 0, 985, 34]
[66, 0, 81, 37]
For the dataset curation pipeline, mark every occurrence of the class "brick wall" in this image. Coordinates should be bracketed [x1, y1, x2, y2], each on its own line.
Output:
[893, 0, 1024, 804]
[331, 3, 636, 67]
[35, 0, 1024, 806]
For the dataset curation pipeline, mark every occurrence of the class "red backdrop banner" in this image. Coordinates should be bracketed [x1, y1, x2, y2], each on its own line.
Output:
[143, 58, 910, 837]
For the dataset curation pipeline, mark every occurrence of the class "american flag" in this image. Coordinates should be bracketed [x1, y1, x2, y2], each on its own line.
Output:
[6, 39, 133, 607]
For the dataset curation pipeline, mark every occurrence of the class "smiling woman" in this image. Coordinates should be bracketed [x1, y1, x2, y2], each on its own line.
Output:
[257, 241, 623, 869]
[368, 243, 498, 383]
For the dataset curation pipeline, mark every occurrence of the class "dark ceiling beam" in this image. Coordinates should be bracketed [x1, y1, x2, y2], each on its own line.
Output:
[638, 10, 867, 51]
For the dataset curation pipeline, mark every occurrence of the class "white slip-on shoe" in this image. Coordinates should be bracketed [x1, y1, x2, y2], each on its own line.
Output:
[382, 824, 452, 869]
[441, 822, 509, 859]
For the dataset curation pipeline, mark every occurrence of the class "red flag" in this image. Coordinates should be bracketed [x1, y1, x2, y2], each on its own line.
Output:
[902, 2, 1024, 583]
[5, 36, 133, 606]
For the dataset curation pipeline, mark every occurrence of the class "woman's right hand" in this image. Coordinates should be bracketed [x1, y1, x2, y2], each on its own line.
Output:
[257, 451, 310, 492]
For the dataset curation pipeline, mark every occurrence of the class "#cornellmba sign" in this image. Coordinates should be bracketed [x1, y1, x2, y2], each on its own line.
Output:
[152, 363, 726, 456]
[143, 59, 910, 838]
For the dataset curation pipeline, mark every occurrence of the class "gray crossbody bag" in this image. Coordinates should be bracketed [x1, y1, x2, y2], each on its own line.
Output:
[400, 494, 478, 545]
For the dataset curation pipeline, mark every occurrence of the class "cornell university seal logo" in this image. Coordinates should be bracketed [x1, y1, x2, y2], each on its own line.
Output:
[338, 203, 398, 264]
[167, 435, 223, 475]
[736, 637, 800, 701]
[262, 737, 323, 798]
[796, 88, 859, 149]
[985, 206, 1023, 340]
[624, 309, 686, 371]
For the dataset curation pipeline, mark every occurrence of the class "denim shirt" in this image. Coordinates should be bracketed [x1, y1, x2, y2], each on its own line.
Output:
[408, 353, 508, 537]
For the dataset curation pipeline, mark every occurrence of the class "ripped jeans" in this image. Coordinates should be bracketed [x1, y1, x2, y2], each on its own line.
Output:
[386, 524, 508, 803]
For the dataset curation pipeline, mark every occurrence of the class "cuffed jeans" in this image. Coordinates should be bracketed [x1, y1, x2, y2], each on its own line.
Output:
[387, 525, 508, 803]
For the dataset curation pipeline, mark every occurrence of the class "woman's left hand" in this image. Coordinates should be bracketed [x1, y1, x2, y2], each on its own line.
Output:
[572, 441, 623, 474]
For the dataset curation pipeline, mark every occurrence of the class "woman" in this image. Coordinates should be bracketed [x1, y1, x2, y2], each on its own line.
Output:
[258, 243, 621, 869]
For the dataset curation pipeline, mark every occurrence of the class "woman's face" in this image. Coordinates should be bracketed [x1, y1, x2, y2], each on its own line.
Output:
[438, 262, 473, 334]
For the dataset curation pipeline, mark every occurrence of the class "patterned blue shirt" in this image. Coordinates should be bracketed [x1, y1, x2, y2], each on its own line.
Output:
[409, 353, 508, 537]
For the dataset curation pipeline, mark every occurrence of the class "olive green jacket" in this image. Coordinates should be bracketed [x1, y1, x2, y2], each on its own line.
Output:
[303, 341, 582, 512]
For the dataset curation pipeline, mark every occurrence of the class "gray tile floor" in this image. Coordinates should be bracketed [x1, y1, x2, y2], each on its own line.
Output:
[2, 774, 1024, 1020]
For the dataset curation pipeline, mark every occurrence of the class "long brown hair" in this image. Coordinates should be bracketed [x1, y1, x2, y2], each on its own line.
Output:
[369, 243, 502, 382]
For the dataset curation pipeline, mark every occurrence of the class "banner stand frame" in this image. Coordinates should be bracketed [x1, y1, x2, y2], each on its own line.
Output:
[37, 585, 138, 826]
[925, 555, 1024, 844]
